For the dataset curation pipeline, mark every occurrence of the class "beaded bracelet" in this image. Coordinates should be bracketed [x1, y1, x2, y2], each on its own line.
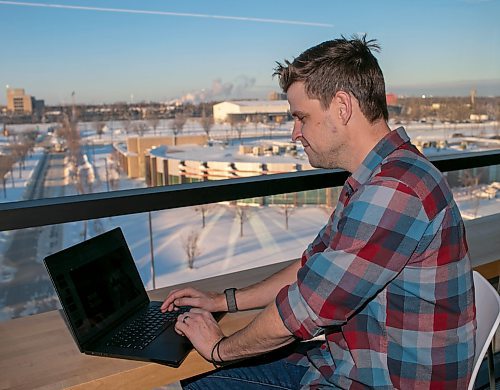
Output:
[210, 336, 227, 368]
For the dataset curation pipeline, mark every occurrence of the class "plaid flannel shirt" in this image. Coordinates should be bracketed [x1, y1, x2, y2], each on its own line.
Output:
[276, 127, 476, 389]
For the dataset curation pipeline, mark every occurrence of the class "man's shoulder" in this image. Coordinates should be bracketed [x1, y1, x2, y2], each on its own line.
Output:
[370, 147, 454, 218]
[374, 145, 441, 186]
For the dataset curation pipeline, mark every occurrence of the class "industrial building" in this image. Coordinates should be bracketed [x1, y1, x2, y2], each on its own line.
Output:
[213, 100, 290, 123]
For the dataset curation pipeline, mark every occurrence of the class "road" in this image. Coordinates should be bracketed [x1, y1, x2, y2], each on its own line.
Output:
[0, 153, 66, 319]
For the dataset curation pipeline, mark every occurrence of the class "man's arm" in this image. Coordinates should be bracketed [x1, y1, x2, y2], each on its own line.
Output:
[234, 259, 301, 310]
[161, 259, 301, 313]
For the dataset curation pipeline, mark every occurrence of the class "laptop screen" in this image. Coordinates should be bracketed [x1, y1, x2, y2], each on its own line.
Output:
[44, 228, 149, 348]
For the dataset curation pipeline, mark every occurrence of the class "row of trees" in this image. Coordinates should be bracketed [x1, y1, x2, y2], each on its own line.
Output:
[183, 202, 299, 269]
[395, 96, 500, 124]
[0, 131, 37, 198]
[113, 111, 287, 145]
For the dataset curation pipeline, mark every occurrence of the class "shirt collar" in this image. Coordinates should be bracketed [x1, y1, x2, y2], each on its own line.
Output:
[347, 127, 410, 191]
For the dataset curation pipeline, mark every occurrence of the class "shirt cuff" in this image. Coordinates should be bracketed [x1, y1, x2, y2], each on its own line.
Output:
[276, 283, 316, 340]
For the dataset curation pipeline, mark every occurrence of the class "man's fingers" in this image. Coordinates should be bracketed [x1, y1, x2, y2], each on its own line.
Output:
[175, 313, 197, 336]
[188, 307, 208, 314]
[161, 288, 200, 311]
[160, 289, 180, 311]
[189, 308, 213, 320]
[174, 320, 187, 336]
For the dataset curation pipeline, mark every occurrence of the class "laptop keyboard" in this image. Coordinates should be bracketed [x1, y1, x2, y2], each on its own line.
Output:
[106, 305, 191, 350]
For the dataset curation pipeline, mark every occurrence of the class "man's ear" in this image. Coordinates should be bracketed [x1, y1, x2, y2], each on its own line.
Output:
[333, 91, 352, 125]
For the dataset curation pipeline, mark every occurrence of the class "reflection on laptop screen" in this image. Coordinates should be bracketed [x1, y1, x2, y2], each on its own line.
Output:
[69, 247, 142, 335]
[45, 228, 149, 347]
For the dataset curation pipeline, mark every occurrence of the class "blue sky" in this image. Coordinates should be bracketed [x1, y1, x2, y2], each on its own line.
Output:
[1, 0, 499, 105]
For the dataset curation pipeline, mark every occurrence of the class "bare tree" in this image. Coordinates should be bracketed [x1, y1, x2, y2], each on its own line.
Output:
[133, 121, 148, 137]
[199, 110, 214, 141]
[10, 142, 30, 178]
[0, 154, 14, 197]
[121, 117, 132, 135]
[494, 104, 500, 136]
[234, 121, 245, 142]
[148, 117, 160, 136]
[194, 204, 214, 228]
[58, 113, 81, 160]
[279, 202, 296, 230]
[268, 116, 283, 139]
[172, 113, 187, 145]
[226, 115, 241, 141]
[94, 121, 105, 139]
[234, 204, 251, 237]
[253, 114, 263, 135]
[461, 170, 481, 199]
[183, 229, 201, 269]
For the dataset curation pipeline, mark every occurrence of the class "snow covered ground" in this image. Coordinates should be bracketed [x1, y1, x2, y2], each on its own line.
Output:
[0, 147, 46, 257]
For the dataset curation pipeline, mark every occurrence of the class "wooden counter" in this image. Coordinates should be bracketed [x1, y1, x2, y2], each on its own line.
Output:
[0, 260, 294, 390]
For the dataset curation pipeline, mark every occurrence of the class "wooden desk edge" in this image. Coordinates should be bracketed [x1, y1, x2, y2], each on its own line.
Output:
[65, 310, 260, 390]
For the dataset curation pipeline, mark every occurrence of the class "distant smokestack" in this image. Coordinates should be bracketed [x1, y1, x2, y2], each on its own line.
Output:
[470, 88, 476, 107]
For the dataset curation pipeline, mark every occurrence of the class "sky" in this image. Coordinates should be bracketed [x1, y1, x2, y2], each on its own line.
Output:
[0, 0, 499, 105]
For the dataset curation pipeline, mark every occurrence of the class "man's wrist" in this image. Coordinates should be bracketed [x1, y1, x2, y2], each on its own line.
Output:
[210, 336, 226, 367]
[214, 292, 228, 312]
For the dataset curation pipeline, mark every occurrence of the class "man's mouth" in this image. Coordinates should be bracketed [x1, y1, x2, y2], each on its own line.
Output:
[296, 137, 310, 148]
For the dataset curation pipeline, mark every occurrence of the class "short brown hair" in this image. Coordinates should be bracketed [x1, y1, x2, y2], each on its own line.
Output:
[274, 35, 388, 123]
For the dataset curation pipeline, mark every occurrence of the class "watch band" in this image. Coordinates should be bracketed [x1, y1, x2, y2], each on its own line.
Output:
[224, 288, 238, 313]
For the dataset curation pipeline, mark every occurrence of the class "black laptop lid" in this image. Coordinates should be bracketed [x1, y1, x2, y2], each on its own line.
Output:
[44, 227, 149, 348]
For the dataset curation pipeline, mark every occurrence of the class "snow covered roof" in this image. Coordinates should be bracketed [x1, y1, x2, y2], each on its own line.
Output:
[227, 100, 289, 107]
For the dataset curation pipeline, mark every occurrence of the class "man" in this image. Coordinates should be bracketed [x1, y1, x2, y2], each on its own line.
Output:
[161, 35, 476, 389]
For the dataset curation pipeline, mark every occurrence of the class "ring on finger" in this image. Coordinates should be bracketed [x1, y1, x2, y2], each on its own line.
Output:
[182, 315, 190, 324]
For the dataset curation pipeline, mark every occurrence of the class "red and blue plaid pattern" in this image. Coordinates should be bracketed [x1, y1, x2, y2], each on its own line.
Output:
[276, 127, 476, 389]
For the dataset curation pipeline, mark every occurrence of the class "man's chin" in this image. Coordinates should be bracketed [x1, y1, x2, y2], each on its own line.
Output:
[308, 160, 324, 169]
[308, 159, 337, 170]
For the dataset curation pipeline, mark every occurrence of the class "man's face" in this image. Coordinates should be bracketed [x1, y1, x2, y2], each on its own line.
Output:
[288, 82, 345, 169]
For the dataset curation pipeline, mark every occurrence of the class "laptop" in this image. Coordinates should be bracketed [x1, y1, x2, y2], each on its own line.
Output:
[43, 227, 220, 367]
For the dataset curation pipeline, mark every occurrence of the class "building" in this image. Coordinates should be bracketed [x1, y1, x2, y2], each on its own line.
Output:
[140, 140, 340, 207]
[213, 100, 290, 123]
[386, 93, 402, 117]
[268, 91, 287, 101]
[115, 134, 208, 178]
[6, 88, 45, 117]
[7, 88, 32, 114]
[31, 98, 45, 119]
[386, 93, 398, 106]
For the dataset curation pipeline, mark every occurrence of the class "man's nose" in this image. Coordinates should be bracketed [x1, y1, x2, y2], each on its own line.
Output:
[291, 122, 302, 142]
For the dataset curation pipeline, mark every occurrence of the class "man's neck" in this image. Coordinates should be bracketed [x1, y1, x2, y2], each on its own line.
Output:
[344, 119, 391, 173]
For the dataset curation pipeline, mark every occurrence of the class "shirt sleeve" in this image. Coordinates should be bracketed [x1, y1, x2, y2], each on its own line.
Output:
[299, 215, 333, 266]
[276, 179, 431, 340]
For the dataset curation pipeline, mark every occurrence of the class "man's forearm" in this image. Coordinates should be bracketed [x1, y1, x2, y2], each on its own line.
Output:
[234, 259, 301, 311]
[218, 301, 295, 361]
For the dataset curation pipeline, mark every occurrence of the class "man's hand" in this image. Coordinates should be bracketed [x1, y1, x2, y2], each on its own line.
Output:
[161, 287, 225, 313]
[175, 308, 225, 361]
